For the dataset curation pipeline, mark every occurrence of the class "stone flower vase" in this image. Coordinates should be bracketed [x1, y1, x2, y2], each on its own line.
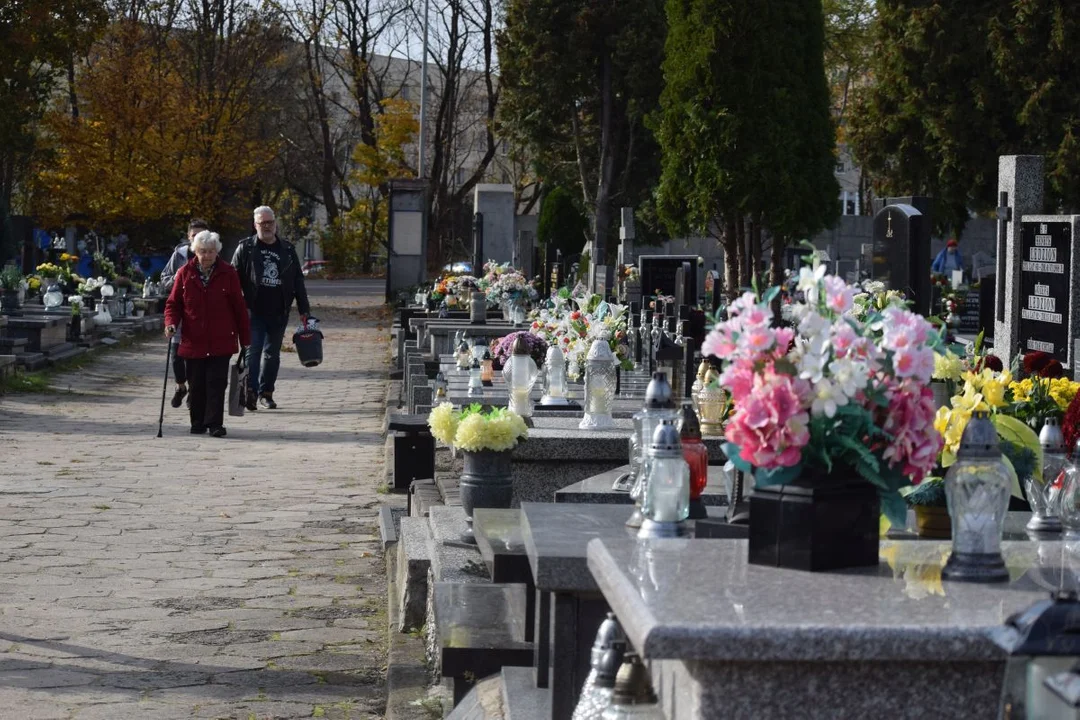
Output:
[913, 505, 951, 539]
[459, 449, 513, 544]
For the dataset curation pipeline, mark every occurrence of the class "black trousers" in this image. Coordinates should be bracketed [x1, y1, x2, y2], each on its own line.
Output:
[185, 355, 230, 430]
[172, 352, 186, 384]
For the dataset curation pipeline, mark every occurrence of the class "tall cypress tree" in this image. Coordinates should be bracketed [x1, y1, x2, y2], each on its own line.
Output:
[654, 0, 838, 291]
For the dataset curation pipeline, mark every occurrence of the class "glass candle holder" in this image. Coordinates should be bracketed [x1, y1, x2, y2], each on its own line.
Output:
[541, 344, 570, 405]
[579, 339, 617, 430]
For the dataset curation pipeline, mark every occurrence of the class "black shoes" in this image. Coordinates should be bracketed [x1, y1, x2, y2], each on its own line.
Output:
[258, 394, 277, 410]
[209, 426, 227, 438]
[171, 386, 188, 408]
[245, 393, 258, 412]
[190, 425, 206, 435]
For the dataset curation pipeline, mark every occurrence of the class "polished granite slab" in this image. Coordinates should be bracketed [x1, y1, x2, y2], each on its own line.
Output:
[556, 464, 729, 505]
[586, 538, 1068, 663]
[521, 502, 725, 593]
[473, 508, 531, 584]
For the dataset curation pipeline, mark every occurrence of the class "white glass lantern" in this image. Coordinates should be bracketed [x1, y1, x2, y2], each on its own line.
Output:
[471, 337, 489, 364]
[100, 283, 115, 299]
[624, 372, 677, 520]
[502, 336, 538, 417]
[455, 340, 472, 370]
[540, 345, 570, 406]
[467, 359, 484, 397]
[43, 284, 63, 309]
[1030, 418, 1066, 532]
[942, 411, 1013, 582]
[434, 372, 448, 401]
[638, 420, 690, 538]
[579, 339, 617, 430]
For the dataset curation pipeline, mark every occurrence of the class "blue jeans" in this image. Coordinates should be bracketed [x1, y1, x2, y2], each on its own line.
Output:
[248, 313, 288, 396]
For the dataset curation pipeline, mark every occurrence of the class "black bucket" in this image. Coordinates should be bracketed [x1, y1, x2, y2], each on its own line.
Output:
[293, 330, 323, 367]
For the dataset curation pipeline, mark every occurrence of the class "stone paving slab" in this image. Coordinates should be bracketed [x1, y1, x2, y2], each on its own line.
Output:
[0, 282, 390, 719]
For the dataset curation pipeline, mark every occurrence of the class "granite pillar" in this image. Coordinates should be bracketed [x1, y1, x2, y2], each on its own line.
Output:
[995, 155, 1044, 364]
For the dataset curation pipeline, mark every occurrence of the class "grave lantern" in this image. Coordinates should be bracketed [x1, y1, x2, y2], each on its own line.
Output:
[503, 335, 538, 417]
[43, 284, 63, 309]
[481, 349, 494, 383]
[695, 366, 726, 436]
[433, 372, 448, 402]
[469, 290, 487, 324]
[579, 339, 617, 430]
[678, 403, 709, 520]
[471, 336, 489, 364]
[573, 613, 626, 720]
[455, 339, 472, 370]
[1030, 418, 1066, 532]
[638, 420, 690, 539]
[598, 653, 664, 720]
[991, 591, 1080, 719]
[467, 358, 484, 397]
[942, 411, 1012, 582]
[625, 372, 677, 524]
[540, 344, 570, 406]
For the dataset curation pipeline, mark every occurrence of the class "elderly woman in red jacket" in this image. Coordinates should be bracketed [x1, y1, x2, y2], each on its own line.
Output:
[164, 230, 251, 437]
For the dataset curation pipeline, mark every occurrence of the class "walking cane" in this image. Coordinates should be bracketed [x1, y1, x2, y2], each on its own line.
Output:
[157, 339, 173, 438]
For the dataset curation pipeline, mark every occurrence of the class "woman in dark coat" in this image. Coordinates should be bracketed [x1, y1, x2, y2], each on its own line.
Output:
[164, 231, 251, 437]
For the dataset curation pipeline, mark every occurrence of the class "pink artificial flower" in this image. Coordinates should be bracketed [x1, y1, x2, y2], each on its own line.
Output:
[720, 360, 756, 402]
[831, 323, 857, 358]
[823, 276, 855, 314]
[878, 382, 942, 484]
[742, 306, 771, 329]
[725, 370, 810, 469]
[742, 327, 775, 353]
[702, 327, 737, 360]
[773, 327, 795, 356]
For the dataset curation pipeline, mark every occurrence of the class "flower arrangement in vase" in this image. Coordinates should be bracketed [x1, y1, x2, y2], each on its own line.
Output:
[492, 331, 548, 371]
[703, 255, 944, 536]
[479, 260, 539, 309]
[526, 293, 633, 381]
[427, 403, 528, 452]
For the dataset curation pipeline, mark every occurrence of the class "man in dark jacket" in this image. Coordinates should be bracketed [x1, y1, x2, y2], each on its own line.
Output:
[231, 206, 311, 410]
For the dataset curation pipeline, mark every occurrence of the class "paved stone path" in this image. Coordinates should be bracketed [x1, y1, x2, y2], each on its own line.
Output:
[0, 281, 391, 719]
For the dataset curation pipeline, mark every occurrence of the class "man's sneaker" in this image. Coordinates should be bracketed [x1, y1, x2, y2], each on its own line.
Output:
[209, 426, 227, 438]
[245, 393, 258, 412]
[171, 386, 188, 408]
[258, 394, 277, 410]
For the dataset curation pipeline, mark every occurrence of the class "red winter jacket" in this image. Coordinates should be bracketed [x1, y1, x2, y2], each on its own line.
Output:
[165, 258, 252, 359]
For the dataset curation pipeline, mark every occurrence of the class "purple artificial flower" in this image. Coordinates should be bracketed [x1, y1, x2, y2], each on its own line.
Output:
[491, 331, 548, 370]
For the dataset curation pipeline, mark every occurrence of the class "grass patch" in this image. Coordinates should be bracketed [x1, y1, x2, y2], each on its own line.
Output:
[0, 372, 57, 394]
[269, 632, 282, 641]
[92, 504, 111, 511]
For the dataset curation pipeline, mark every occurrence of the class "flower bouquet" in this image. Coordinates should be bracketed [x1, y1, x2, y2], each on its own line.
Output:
[527, 293, 632, 381]
[480, 261, 538, 308]
[492, 331, 548, 371]
[427, 403, 528, 452]
[36, 262, 62, 279]
[702, 257, 944, 527]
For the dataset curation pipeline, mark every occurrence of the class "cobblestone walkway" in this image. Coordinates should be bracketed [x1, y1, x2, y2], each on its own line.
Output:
[0, 283, 390, 719]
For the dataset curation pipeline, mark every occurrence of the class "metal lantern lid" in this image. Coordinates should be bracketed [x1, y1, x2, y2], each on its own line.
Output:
[610, 654, 658, 705]
[696, 360, 710, 381]
[586, 338, 615, 363]
[992, 591, 1080, 656]
[435, 371, 447, 386]
[593, 647, 625, 690]
[512, 335, 530, 356]
[678, 403, 702, 441]
[457, 340, 470, 353]
[645, 372, 674, 409]
[955, 411, 1001, 460]
[1041, 417, 1067, 453]
[590, 613, 626, 668]
[546, 344, 565, 366]
[471, 358, 481, 369]
[483, 349, 492, 361]
[649, 420, 682, 458]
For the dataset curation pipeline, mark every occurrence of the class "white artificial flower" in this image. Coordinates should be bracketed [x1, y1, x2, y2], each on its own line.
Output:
[810, 378, 848, 418]
[829, 356, 870, 398]
[797, 264, 827, 303]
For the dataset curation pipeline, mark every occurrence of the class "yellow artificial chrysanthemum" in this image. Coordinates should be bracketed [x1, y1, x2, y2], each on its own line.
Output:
[452, 409, 528, 452]
[1010, 378, 1035, 403]
[427, 402, 459, 446]
[933, 351, 964, 382]
[1049, 378, 1080, 410]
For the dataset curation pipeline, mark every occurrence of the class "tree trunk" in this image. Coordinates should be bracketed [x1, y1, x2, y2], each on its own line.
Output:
[750, 216, 763, 288]
[593, 50, 620, 269]
[735, 214, 747, 289]
[723, 216, 739, 301]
